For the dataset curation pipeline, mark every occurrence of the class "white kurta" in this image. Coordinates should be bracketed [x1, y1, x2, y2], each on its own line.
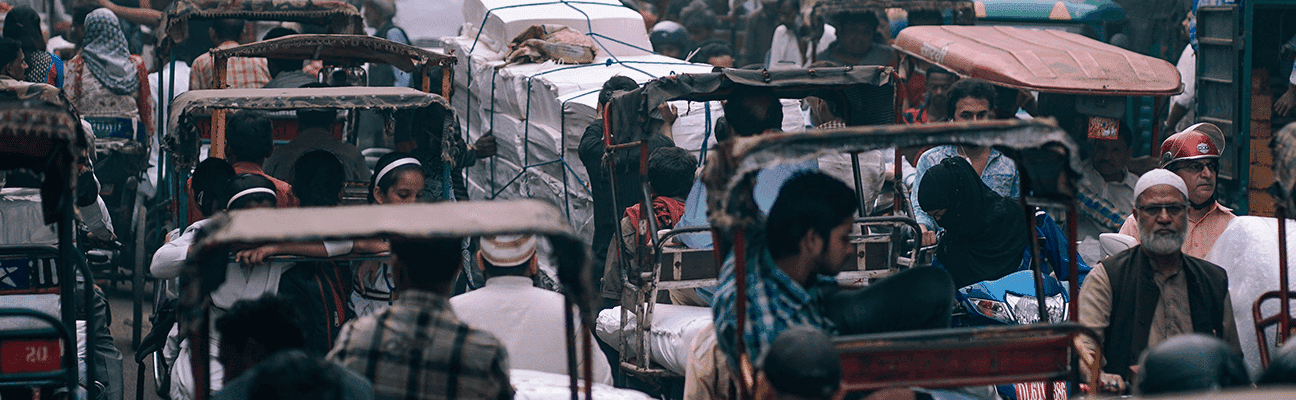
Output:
[451, 276, 614, 384]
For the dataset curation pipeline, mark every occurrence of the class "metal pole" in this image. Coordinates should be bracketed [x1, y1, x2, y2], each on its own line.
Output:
[565, 297, 578, 400]
[1067, 202, 1079, 321]
[1280, 206, 1290, 345]
[58, 183, 79, 396]
[1020, 199, 1049, 324]
[850, 152, 867, 216]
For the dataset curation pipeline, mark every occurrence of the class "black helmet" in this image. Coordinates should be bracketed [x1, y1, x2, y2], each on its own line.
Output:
[1136, 334, 1250, 395]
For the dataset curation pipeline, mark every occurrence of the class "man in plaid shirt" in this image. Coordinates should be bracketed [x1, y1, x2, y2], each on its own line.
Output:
[328, 238, 513, 400]
[190, 19, 270, 90]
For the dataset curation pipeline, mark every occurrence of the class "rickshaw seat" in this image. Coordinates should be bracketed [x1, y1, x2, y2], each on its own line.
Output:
[1252, 290, 1296, 368]
[835, 323, 1095, 393]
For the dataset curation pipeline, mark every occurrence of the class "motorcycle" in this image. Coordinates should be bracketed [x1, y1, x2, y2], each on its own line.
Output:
[950, 211, 1088, 400]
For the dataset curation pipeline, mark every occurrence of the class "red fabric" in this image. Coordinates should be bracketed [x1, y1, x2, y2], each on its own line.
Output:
[623, 196, 686, 246]
[232, 161, 299, 208]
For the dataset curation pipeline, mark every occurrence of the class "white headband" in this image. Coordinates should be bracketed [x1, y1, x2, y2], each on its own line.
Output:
[1134, 169, 1189, 201]
[226, 187, 277, 208]
[375, 158, 422, 185]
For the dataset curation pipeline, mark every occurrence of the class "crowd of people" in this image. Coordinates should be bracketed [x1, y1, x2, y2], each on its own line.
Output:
[0, 0, 1291, 399]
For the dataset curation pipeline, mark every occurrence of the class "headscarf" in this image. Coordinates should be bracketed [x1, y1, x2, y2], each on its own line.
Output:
[918, 156, 1029, 288]
[79, 8, 138, 95]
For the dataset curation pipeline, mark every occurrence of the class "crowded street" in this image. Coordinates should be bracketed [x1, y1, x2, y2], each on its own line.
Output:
[2, 0, 1296, 399]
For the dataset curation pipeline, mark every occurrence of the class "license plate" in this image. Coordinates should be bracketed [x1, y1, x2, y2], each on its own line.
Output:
[1014, 381, 1067, 400]
[0, 339, 62, 373]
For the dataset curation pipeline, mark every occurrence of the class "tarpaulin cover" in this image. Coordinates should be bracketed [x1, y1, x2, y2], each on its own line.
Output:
[894, 25, 1182, 96]
[158, 0, 363, 47]
[0, 81, 89, 224]
[446, 24, 715, 242]
[211, 34, 455, 71]
[164, 87, 453, 167]
[463, 0, 652, 57]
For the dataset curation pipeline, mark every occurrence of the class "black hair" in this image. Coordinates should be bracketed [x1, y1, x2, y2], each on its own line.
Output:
[192, 158, 236, 217]
[483, 263, 531, 278]
[599, 75, 638, 106]
[72, 5, 99, 28]
[291, 150, 345, 207]
[690, 42, 733, 64]
[0, 38, 21, 72]
[766, 172, 857, 260]
[263, 27, 301, 77]
[215, 295, 306, 356]
[907, 10, 945, 26]
[390, 238, 463, 287]
[296, 108, 338, 130]
[211, 19, 246, 42]
[226, 110, 274, 163]
[992, 85, 1020, 119]
[368, 152, 426, 203]
[248, 350, 344, 400]
[647, 147, 696, 199]
[833, 11, 879, 30]
[944, 78, 997, 120]
[224, 173, 277, 210]
[3, 6, 45, 52]
[724, 87, 782, 137]
[679, 1, 718, 33]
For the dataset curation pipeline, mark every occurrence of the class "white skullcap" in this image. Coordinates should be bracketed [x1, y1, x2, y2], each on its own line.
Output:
[1134, 168, 1189, 201]
[479, 234, 537, 267]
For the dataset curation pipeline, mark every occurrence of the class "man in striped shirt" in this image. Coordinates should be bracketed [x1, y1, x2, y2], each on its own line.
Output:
[189, 19, 270, 90]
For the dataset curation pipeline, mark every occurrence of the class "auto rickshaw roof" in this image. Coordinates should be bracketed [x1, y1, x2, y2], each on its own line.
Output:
[189, 199, 597, 317]
[210, 34, 455, 72]
[702, 118, 1079, 233]
[893, 25, 1182, 96]
[158, 0, 364, 47]
[165, 86, 452, 167]
[0, 87, 90, 224]
[606, 66, 894, 142]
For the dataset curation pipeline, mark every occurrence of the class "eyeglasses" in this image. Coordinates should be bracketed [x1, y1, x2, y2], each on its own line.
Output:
[1169, 160, 1218, 174]
[1136, 203, 1188, 216]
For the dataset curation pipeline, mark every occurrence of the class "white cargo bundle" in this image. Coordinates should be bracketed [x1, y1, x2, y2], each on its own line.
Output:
[446, 0, 716, 240]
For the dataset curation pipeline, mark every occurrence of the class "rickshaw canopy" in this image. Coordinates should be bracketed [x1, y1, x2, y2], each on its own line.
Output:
[210, 34, 456, 72]
[701, 118, 1079, 234]
[163, 86, 454, 167]
[894, 25, 1183, 96]
[606, 66, 895, 142]
[0, 83, 89, 224]
[158, 0, 364, 48]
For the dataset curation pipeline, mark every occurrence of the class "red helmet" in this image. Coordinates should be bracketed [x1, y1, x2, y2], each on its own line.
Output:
[1160, 122, 1225, 167]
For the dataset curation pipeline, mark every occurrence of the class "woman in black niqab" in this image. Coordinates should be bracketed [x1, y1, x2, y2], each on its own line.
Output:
[918, 156, 1029, 288]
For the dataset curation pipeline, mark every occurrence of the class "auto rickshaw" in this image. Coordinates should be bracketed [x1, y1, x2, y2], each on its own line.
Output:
[0, 86, 101, 398]
[137, 0, 367, 362]
[180, 200, 606, 400]
[701, 118, 1097, 400]
[598, 66, 928, 389]
[891, 25, 1183, 165]
[144, 85, 470, 397]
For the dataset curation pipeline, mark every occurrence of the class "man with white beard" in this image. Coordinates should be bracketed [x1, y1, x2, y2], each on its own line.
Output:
[1077, 169, 1240, 395]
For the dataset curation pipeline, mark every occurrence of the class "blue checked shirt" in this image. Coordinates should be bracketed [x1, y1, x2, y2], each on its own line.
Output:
[911, 145, 1020, 230]
[711, 237, 837, 369]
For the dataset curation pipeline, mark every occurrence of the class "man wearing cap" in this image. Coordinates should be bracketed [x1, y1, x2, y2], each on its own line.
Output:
[450, 234, 614, 385]
[1117, 123, 1236, 259]
[1078, 169, 1239, 394]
